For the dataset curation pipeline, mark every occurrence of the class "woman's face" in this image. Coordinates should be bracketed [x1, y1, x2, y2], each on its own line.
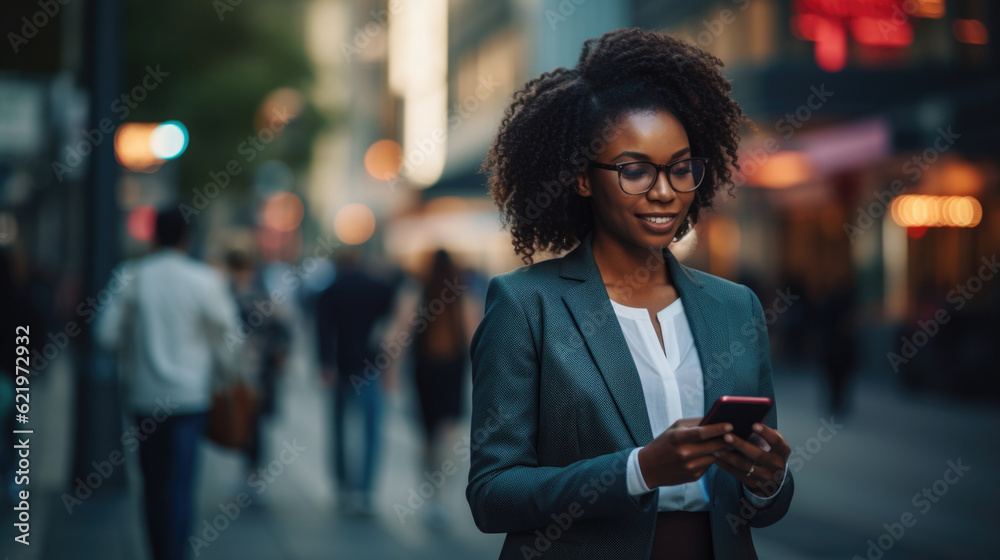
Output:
[578, 109, 698, 254]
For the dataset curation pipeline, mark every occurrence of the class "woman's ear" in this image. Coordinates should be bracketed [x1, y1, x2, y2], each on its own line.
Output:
[576, 173, 592, 197]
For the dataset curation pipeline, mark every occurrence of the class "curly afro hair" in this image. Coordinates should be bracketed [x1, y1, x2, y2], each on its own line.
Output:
[481, 27, 750, 264]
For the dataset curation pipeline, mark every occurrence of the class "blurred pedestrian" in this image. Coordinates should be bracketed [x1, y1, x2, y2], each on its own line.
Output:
[315, 248, 403, 516]
[410, 249, 477, 528]
[96, 207, 238, 560]
[223, 245, 291, 496]
[816, 277, 858, 415]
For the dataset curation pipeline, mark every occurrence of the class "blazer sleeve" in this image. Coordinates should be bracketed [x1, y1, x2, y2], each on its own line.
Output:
[466, 275, 654, 534]
[743, 285, 795, 527]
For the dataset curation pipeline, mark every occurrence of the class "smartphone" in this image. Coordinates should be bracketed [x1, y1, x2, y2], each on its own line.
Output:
[699, 396, 773, 440]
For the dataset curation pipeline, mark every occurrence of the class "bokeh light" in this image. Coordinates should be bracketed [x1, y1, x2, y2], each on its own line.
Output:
[333, 203, 376, 245]
[364, 139, 404, 181]
[255, 87, 305, 132]
[114, 123, 163, 173]
[149, 121, 189, 159]
[127, 205, 157, 242]
[262, 191, 305, 232]
[890, 195, 983, 228]
[748, 151, 813, 189]
[953, 19, 989, 45]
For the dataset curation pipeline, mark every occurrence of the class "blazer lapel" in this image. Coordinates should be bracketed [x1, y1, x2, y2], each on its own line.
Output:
[560, 234, 653, 447]
[663, 249, 733, 419]
[663, 249, 735, 507]
[559, 233, 736, 448]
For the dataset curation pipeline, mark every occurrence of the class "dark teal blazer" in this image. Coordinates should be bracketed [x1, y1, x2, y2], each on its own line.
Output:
[467, 232, 793, 559]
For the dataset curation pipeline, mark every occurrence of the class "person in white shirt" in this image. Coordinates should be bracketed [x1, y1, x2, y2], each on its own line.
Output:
[96, 207, 238, 560]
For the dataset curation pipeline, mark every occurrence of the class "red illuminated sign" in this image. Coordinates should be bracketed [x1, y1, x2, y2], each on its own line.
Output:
[791, 0, 933, 71]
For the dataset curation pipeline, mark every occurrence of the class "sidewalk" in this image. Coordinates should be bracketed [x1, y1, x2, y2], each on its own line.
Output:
[10, 346, 998, 559]
[20, 323, 505, 560]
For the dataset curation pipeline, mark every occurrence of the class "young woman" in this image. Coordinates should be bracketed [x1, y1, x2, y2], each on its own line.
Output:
[466, 28, 794, 559]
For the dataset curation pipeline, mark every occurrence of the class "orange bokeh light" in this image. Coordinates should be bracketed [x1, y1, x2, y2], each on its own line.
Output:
[364, 139, 403, 181]
[255, 88, 304, 132]
[114, 123, 163, 173]
[890, 195, 983, 228]
[748, 151, 813, 189]
[262, 191, 305, 232]
[333, 203, 376, 245]
[953, 19, 989, 45]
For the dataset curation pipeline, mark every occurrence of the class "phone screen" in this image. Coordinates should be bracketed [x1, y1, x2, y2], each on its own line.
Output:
[700, 396, 773, 439]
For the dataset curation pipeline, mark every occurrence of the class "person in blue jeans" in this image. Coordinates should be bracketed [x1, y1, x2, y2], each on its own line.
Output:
[315, 249, 403, 515]
[133, 412, 207, 560]
[97, 208, 238, 560]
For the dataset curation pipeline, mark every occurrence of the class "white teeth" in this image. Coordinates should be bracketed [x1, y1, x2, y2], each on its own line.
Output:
[642, 216, 674, 224]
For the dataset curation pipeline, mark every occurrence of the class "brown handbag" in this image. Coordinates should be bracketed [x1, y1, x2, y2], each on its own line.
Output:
[206, 379, 258, 449]
[205, 316, 259, 450]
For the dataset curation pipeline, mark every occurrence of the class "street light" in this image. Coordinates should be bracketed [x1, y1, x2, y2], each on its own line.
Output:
[149, 120, 188, 159]
[114, 120, 188, 172]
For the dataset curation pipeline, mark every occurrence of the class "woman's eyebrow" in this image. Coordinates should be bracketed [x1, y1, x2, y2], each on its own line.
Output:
[611, 150, 648, 161]
[610, 146, 691, 161]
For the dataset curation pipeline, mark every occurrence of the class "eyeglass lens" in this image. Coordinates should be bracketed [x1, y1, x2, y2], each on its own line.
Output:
[619, 159, 705, 194]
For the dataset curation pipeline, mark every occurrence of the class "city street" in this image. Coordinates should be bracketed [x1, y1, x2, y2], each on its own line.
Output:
[11, 328, 998, 560]
[3, 2, 997, 559]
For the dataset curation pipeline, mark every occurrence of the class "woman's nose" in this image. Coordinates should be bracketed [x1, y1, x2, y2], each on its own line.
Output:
[646, 169, 677, 202]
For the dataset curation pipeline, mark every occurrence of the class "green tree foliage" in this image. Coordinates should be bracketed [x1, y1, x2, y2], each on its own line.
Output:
[123, 0, 324, 197]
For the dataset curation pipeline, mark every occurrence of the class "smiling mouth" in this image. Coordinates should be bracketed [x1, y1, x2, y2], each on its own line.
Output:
[640, 215, 675, 224]
[642, 216, 674, 224]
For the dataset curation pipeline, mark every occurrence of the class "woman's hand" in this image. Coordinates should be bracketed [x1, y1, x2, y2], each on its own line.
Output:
[713, 423, 791, 498]
[637, 418, 734, 488]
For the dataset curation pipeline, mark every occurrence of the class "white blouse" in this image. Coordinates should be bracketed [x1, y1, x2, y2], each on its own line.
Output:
[611, 297, 783, 510]
[611, 297, 711, 511]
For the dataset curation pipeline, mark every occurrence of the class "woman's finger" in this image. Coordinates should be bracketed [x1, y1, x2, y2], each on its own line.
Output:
[751, 424, 791, 458]
[715, 450, 779, 494]
[747, 432, 771, 452]
[723, 433, 767, 462]
[713, 449, 752, 472]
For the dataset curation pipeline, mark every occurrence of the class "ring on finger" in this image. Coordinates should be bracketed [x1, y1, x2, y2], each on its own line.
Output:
[745, 462, 756, 477]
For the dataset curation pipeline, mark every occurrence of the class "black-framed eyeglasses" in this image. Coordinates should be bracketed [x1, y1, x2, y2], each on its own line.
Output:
[589, 157, 709, 195]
